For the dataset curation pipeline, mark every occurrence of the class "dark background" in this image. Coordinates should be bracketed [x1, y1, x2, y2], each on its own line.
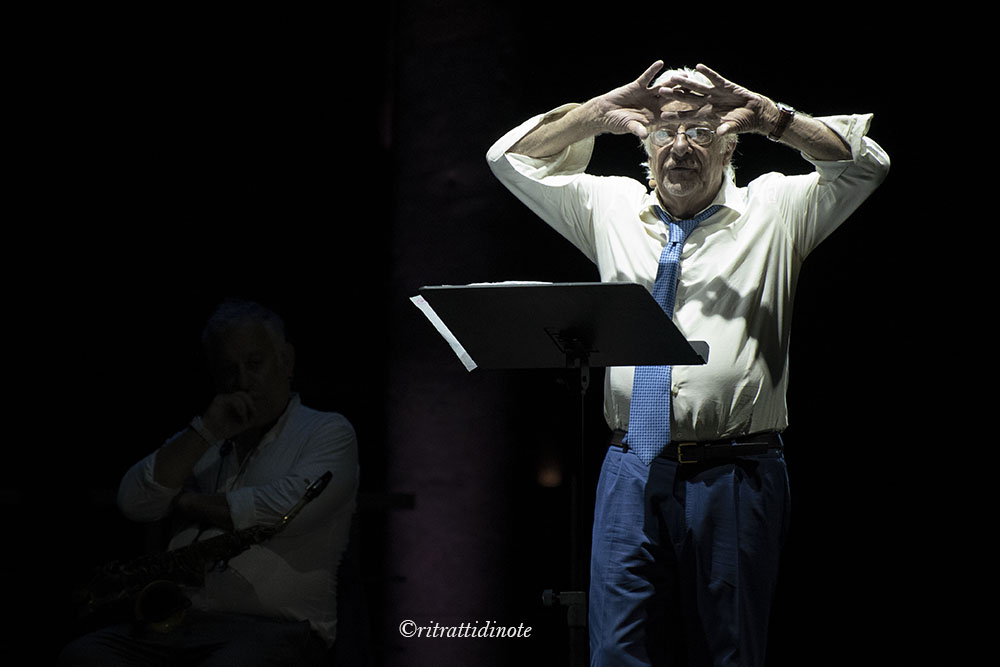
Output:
[10, 3, 931, 665]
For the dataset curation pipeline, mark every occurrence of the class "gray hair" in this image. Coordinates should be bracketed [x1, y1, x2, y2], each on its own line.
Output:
[640, 66, 738, 183]
[201, 298, 288, 352]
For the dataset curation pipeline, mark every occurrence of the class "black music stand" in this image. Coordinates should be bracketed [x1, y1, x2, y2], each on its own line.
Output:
[415, 282, 708, 666]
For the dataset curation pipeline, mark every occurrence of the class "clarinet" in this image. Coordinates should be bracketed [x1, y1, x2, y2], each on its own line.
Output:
[76, 471, 333, 631]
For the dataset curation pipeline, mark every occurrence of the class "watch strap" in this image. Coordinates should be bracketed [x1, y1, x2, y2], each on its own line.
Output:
[768, 103, 794, 141]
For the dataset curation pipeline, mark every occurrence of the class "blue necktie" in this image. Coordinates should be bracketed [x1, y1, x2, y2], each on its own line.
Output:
[627, 204, 722, 464]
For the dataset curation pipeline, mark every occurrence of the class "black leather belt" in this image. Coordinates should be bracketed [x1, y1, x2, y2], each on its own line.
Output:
[610, 430, 782, 464]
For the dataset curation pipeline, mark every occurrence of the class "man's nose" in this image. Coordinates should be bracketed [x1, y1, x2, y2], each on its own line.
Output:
[670, 131, 692, 157]
[234, 364, 253, 391]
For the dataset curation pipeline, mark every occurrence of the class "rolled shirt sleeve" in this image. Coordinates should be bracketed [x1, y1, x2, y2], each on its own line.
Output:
[117, 445, 183, 523]
[486, 104, 607, 262]
[780, 114, 891, 257]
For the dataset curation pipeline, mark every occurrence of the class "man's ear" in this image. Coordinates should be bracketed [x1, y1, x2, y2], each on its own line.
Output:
[723, 139, 737, 165]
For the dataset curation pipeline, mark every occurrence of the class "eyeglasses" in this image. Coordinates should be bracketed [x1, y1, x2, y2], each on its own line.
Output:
[650, 126, 717, 147]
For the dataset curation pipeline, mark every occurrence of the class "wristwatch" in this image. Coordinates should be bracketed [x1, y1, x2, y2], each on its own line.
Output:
[768, 103, 794, 141]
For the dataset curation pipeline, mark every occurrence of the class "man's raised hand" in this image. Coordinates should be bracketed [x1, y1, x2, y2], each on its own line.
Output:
[588, 60, 668, 140]
[656, 64, 778, 137]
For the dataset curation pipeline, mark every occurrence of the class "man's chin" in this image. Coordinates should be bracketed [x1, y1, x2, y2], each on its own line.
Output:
[660, 183, 696, 200]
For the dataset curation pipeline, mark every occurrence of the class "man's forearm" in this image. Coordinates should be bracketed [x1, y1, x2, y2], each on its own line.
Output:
[765, 102, 852, 161]
[153, 427, 214, 489]
[175, 491, 234, 531]
[508, 102, 603, 158]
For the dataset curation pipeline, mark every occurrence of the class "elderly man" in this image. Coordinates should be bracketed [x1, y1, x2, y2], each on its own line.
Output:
[61, 299, 359, 666]
[487, 62, 889, 666]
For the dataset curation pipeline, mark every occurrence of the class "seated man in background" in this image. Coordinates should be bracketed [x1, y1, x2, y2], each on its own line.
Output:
[61, 299, 359, 666]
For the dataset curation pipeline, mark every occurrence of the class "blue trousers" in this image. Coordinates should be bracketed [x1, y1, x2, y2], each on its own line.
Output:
[589, 444, 790, 666]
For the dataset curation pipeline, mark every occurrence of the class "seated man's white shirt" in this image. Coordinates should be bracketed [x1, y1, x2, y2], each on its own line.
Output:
[118, 394, 359, 647]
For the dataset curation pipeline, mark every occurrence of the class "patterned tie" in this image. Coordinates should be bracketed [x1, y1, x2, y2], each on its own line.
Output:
[627, 204, 722, 464]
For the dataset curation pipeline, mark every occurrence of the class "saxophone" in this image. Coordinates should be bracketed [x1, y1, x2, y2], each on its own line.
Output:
[76, 471, 333, 632]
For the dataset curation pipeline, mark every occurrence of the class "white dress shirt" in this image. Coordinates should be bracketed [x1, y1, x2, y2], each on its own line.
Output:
[117, 394, 359, 646]
[487, 106, 890, 442]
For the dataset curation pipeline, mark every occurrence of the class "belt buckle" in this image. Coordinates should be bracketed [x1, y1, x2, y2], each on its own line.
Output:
[676, 442, 698, 464]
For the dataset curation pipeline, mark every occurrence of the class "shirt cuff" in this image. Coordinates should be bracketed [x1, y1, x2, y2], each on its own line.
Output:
[486, 103, 595, 183]
[809, 112, 872, 158]
[803, 113, 881, 179]
[820, 113, 874, 154]
[117, 451, 183, 521]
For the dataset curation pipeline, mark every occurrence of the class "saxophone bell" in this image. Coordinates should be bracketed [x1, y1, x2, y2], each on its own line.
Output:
[133, 579, 192, 634]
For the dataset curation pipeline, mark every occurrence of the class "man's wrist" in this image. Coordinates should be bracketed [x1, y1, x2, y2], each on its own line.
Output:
[756, 97, 785, 137]
[569, 98, 609, 136]
[189, 416, 223, 447]
[767, 102, 795, 141]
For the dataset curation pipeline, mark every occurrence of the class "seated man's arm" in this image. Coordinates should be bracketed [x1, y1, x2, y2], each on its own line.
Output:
[118, 392, 257, 525]
[173, 491, 233, 531]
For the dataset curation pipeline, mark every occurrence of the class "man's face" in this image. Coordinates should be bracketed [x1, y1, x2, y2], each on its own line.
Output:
[208, 322, 294, 429]
[648, 101, 734, 218]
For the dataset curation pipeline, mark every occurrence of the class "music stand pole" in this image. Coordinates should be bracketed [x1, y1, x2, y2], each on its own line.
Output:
[414, 283, 709, 667]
